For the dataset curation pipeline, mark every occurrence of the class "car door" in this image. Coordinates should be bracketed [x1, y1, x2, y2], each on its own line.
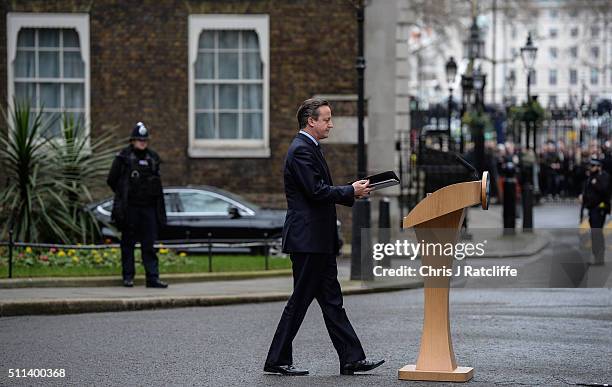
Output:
[158, 191, 184, 241]
[176, 189, 254, 241]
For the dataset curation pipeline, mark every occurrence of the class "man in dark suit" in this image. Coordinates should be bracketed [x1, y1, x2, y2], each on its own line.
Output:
[264, 98, 384, 376]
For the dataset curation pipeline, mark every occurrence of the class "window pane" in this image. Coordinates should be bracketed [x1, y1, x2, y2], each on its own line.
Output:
[15, 51, 35, 78]
[218, 31, 239, 49]
[219, 84, 238, 109]
[40, 83, 60, 108]
[39, 51, 59, 77]
[243, 52, 262, 79]
[243, 31, 259, 49]
[17, 28, 35, 47]
[39, 29, 59, 47]
[64, 52, 84, 78]
[243, 113, 263, 139]
[180, 192, 229, 213]
[242, 84, 262, 109]
[219, 113, 238, 138]
[63, 29, 80, 47]
[14, 82, 37, 106]
[195, 53, 215, 79]
[41, 112, 61, 138]
[198, 31, 214, 49]
[63, 112, 84, 128]
[196, 113, 215, 139]
[196, 84, 214, 109]
[218, 53, 239, 79]
[64, 83, 84, 108]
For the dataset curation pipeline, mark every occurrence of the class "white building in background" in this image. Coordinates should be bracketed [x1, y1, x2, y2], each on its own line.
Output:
[402, 0, 612, 109]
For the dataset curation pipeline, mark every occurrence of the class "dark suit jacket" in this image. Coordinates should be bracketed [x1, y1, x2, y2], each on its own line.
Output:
[282, 133, 355, 254]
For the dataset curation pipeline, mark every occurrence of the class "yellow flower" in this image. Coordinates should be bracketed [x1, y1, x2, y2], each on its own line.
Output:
[94, 256, 102, 264]
[72, 256, 79, 264]
[68, 249, 76, 256]
[25, 247, 33, 254]
[58, 250, 66, 257]
[159, 248, 169, 254]
[179, 252, 187, 257]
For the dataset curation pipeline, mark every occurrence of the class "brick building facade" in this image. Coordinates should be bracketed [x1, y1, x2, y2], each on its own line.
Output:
[1, 1, 362, 241]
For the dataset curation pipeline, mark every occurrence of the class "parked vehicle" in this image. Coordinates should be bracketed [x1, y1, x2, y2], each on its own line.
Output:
[88, 185, 344, 255]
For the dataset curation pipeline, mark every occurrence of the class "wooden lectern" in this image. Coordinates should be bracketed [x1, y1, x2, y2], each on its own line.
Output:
[398, 172, 490, 383]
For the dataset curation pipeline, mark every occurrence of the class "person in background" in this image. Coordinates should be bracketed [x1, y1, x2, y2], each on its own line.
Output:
[107, 122, 168, 288]
[579, 158, 610, 266]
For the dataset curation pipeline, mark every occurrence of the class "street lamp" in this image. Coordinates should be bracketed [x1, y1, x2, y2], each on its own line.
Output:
[505, 71, 516, 140]
[472, 65, 486, 109]
[445, 57, 457, 150]
[460, 74, 474, 154]
[520, 32, 538, 103]
[464, 17, 485, 61]
[350, 0, 371, 280]
[520, 33, 537, 232]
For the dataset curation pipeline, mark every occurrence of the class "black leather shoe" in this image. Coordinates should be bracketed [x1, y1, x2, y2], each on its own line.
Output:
[122, 279, 134, 287]
[340, 359, 385, 375]
[264, 364, 309, 376]
[146, 279, 168, 288]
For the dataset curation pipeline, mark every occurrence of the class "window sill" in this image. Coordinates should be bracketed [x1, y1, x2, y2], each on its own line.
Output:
[188, 146, 270, 158]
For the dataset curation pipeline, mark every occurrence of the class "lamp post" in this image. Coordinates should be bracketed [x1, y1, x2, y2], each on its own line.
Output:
[445, 57, 457, 151]
[520, 32, 537, 105]
[460, 16, 484, 155]
[350, 0, 371, 280]
[505, 70, 516, 141]
[520, 33, 537, 232]
[460, 74, 474, 154]
[472, 65, 487, 174]
[464, 17, 485, 63]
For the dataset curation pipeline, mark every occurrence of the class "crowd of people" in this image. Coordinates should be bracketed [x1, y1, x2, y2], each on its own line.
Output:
[481, 138, 612, 202]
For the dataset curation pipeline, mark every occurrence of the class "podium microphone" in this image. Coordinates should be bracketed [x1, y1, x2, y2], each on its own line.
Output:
[454, 154, 479, 180]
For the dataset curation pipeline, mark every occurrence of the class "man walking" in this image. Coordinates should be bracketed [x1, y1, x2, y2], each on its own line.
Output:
[107, 122, 168, 288]
[264, 99, 384, 376]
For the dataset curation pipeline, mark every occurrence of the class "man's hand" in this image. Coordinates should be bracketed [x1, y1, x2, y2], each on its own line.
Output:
[352, 179, 371, 198]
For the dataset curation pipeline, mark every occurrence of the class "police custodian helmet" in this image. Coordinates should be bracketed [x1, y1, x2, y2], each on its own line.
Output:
[130, 122, 149, 140]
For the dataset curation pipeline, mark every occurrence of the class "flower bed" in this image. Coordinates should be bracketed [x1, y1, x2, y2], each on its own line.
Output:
[0, 245, 191, 269]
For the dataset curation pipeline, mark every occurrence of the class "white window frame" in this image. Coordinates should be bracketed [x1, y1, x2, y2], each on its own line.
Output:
[188, 14, 270, 158]
[6, 13, 90, 137]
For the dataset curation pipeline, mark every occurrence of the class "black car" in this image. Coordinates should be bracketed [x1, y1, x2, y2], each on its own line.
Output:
[89, 186, 286, 254]
[90, 186, 344, 255]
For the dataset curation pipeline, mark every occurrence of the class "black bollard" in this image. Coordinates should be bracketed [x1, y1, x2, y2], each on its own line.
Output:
[522, 184, 534, 232]
[263, 232, 269, 271]
[8, 228, 13, 279]
[378, 198, 391, 268]
[207, 232, 213, 273]
[502, 161, 517, 234]
[351, 198, 372, 281]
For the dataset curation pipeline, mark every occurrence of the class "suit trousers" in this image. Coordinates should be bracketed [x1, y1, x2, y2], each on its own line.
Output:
[120, 205, 160, 280]
[265, 253, 366, 366]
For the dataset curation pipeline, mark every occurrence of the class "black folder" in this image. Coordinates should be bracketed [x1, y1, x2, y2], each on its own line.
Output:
[352, 171, 400, 191]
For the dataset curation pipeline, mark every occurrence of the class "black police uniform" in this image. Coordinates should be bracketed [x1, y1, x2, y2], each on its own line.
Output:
[582, 163, 611, 265]
[106, 123, 167, 287]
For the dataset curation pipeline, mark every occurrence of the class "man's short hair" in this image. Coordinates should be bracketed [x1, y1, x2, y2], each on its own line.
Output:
[296, 98, 331, 130]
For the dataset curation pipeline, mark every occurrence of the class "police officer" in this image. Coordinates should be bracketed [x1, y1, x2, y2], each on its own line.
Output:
[580, 158, 610, 266]
[107, 122, 168, 287]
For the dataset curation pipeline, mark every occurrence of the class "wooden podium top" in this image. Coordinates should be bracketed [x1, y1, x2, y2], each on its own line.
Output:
[403, 172, 489, 229]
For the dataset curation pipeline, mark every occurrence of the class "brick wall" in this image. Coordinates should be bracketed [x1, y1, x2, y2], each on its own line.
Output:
[1, 0, 362, 242]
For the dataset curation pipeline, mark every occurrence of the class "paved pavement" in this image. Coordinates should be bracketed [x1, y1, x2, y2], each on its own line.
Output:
[0, 288, 610, 386]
